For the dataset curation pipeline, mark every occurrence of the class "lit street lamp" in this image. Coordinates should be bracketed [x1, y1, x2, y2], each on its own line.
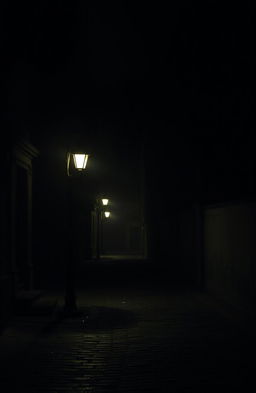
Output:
[64, 152, 89, 315]
[67, 152, 89, 176]
[101, 211, 111, 256]
[95, 197, 110, 259]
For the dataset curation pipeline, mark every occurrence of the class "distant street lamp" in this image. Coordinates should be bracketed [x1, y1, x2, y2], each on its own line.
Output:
[95, 197, 110, 259]
[64, 151, 89, 315]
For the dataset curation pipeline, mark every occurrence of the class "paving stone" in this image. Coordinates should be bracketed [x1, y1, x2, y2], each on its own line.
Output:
[0, 287, 256, 392]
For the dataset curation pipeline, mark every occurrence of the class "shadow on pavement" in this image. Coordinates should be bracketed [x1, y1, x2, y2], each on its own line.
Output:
[42, 306, 138, 334]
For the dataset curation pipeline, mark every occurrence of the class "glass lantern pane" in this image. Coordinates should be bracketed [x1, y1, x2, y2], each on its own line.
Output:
[73, 154, 88, 170]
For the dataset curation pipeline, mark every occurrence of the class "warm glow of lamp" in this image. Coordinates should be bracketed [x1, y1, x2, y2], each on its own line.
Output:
[73, 154, 89, 170]
[102, 198, 109, 206]
[104, 211, 110, 218]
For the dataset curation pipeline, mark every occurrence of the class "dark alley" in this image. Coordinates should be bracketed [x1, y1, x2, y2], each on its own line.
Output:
[1, 1, 256, 392]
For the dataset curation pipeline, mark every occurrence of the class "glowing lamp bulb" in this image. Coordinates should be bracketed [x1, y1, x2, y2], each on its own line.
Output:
[73, 154, 89, 170]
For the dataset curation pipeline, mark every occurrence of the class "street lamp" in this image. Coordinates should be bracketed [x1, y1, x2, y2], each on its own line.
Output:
[67, 152, 89, 176]
[95, 197, 110, 259]
[102, 198, 109, 206]
[101, 210, 111, 257]
[64, 151, 89, 315]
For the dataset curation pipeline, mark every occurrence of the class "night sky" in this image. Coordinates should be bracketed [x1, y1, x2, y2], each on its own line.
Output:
[1, 2, 255, 203]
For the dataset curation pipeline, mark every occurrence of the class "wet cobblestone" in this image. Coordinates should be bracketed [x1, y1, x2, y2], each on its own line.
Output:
[0, 287, 255, 392]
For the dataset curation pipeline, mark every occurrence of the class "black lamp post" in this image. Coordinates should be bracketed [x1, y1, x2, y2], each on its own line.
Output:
[95, 197, 109, 259]
[101, 210, 111, 257]
[64, 152, 89, 315]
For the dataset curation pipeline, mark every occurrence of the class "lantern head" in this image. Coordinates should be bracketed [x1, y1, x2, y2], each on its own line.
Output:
[73, 154, 89, 170]
[67, 152, 89, 176]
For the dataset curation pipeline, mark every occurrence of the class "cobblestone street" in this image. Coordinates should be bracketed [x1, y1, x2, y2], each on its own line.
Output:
[1, 283, 255, 393]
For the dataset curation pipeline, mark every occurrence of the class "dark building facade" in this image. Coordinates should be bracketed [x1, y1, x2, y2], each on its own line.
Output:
[0, 134, 38, 330]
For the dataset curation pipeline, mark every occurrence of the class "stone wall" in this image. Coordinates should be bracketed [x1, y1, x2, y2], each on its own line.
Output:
[204, 202, 256, 315]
